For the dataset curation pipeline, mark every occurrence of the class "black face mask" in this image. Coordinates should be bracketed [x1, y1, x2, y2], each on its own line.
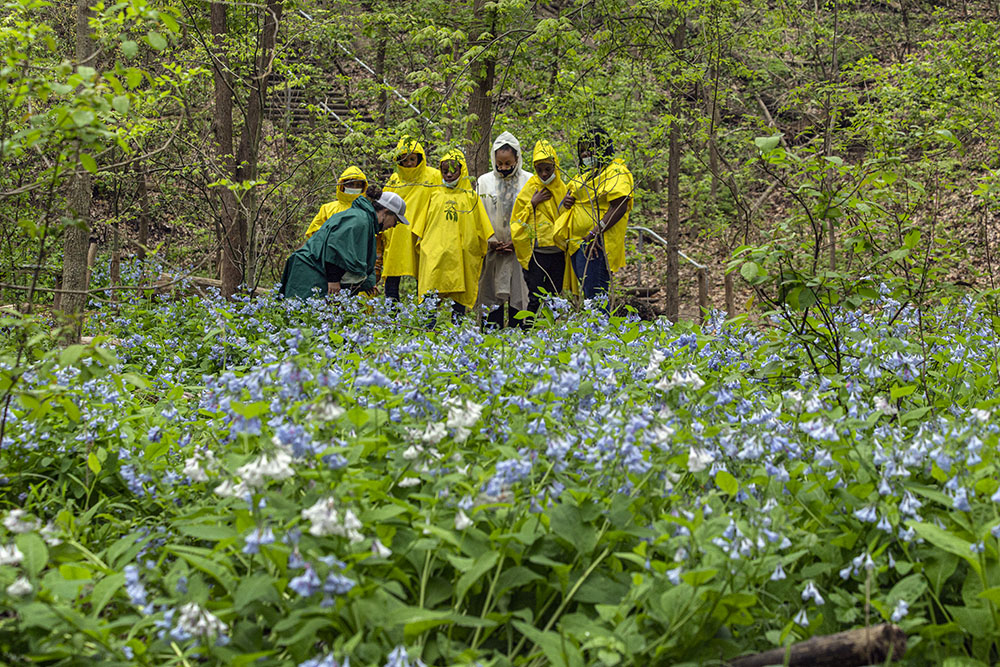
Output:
[497, 166, 516, 177]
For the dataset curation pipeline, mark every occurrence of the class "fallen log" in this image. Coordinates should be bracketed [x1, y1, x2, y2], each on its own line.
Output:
[728, 624, 906, 667]
[152, 273, 268, 297]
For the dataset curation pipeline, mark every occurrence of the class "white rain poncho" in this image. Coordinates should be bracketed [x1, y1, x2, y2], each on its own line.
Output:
[476, 131, 531, 312]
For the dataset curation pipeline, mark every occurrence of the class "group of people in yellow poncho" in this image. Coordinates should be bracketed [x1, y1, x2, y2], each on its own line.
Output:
[288, 127, 634, 325]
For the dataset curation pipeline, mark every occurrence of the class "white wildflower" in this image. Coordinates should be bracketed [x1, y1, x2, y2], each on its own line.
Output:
[0, 544, 23, 566]
[687, 446, 714, 473]
[237, 450, 294, 488]
[183, 456, 210, 482]
[972, 408, 991, 423]
[3, 510, 39, 534]
[6, 577, 32, 597]
[644, 348, 667, 379]
[422, 422, 447, 445]
[313, 402, 346, 422]
[454, 510, 473, 531]
[402, 445, 422, 461]
[445, 399, 483, 438]
[40, 522, 62, 547]
[873, 395, 897, 415]
[397, 477, 421, 487]
[176, 602, 228, 639]
[372, 539, 392, 558]
[301, 499, 364, 543]
[655, 369, 705, 392]
[214, 479, 250, 498]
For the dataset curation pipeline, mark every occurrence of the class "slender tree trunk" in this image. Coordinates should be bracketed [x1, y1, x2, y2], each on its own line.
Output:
[136, 162, 150, 260]
[665, 21, 685, 322]
[211, 2, 241, 297]
[235, 0, 282, 293]
[466, 0, 496, 179]
[60, 0, 97, 336]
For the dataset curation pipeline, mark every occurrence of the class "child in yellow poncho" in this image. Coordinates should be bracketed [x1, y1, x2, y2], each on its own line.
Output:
[304, 165, 368, 240]
[383, 137, 441, 300]
[412, 149, 494, 323]
[511, 140, 571, 319]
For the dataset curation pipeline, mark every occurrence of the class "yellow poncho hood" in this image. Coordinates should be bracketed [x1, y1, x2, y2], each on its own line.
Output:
[439, 147, 475, 192]
[383, 137, 442, 278]
[304, 165, 370, 240]
[511, 140, 568, 270]
[336, 165, 368, 207]
[411, 148, 494, 310]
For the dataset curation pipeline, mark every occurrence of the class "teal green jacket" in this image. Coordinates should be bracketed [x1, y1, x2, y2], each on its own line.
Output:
[280, 197, 378, 299]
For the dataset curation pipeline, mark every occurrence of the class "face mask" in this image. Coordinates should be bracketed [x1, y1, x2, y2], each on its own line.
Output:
[582, 156, 595, 169]
[343, 187, 362, 195]
[540, 172, 556, 185]
[443, 177, 458, 188]
[497, 166, 516, 178]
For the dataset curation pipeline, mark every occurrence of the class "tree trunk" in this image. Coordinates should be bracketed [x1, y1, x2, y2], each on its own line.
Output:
[211, 2, 241, 297]
[665, 21, 685, 322]
[234, 0, 282, 294]
[466, 0, 496, 179]
[60, 0, 97, 336]
[136, 162, 150, 260]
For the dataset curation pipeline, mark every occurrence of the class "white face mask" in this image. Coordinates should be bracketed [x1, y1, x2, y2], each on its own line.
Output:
[443, 177, 458, 189]
[582, 156, 595, 169]
[343, 187, 363, 195]
[540, 172, 556, 185]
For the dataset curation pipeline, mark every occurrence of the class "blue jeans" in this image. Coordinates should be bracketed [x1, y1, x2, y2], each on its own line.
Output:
[572, 243, 611, 304]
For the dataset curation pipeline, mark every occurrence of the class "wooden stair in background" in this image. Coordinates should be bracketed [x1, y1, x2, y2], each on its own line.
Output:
[264, 59, 374, 134]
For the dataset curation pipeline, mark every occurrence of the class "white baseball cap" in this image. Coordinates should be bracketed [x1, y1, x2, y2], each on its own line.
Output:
[376, 191, 409, 225]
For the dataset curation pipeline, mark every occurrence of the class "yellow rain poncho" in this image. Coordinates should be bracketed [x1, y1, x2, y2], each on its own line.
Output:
[304, 165, 369, 240]
[383, 137, 441, 278]
[412, 149, 494, 310]
[511, 140, 569, 270]
[553, 158, 634, 273]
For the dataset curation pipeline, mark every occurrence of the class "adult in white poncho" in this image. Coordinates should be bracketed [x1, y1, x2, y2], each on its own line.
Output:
[476, 132, 531, 328]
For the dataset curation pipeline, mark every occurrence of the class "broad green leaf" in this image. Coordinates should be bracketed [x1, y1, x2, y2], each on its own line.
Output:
[80, 153, 98, 174]
[754, 134, 782, 152]
[87, 451, 101, 475]
[906, 521, 981, 576]
[121, 40, 139, 58]
[111, 95, 130, 115]
[147, 31, 167, 51]
[16, 533, 48, 577]
[90, 573, 125, 617]
[715, 470, 738, 496]
[456, 551, 498, 603]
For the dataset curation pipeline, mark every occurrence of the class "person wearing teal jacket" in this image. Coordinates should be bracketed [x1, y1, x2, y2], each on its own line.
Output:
[280, 187, 409, 299]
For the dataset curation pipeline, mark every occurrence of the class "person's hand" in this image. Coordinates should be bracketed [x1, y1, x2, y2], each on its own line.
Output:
[488, 238, 502, 250]
[560, 193, 575, 209]
[328, 282, 342, 295]
[531, 188, 552, 208]
[497, 241, 514, 253]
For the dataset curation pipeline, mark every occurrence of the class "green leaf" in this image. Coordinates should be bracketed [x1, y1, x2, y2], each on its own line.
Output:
[60, 344, 86, 366]
[740, 261, 759, 281]
[906, 521, 981, 576]
[233, 574, 278, 611]
[16, 533, 48, 577]
[87, 451, 101, 475]
[456, 551, 498, 604]
[513, 620, 583, 667]
[71, 109, 96, 127]
[754, 134, 782, 152]
[715, 470, 738, 496]
[681, 568, 718, 586]
[176, 524, 238, 541]
[111, 95, 130, 115]
[977, 587, 1000, 606]
[90, 573, 125, 616]
[147, 31, 167, 51]
[126, 68, 143, 89]
[891, 385, 916, 399]
[80, 153, 98, 175]
[121, 40, 139, 58]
